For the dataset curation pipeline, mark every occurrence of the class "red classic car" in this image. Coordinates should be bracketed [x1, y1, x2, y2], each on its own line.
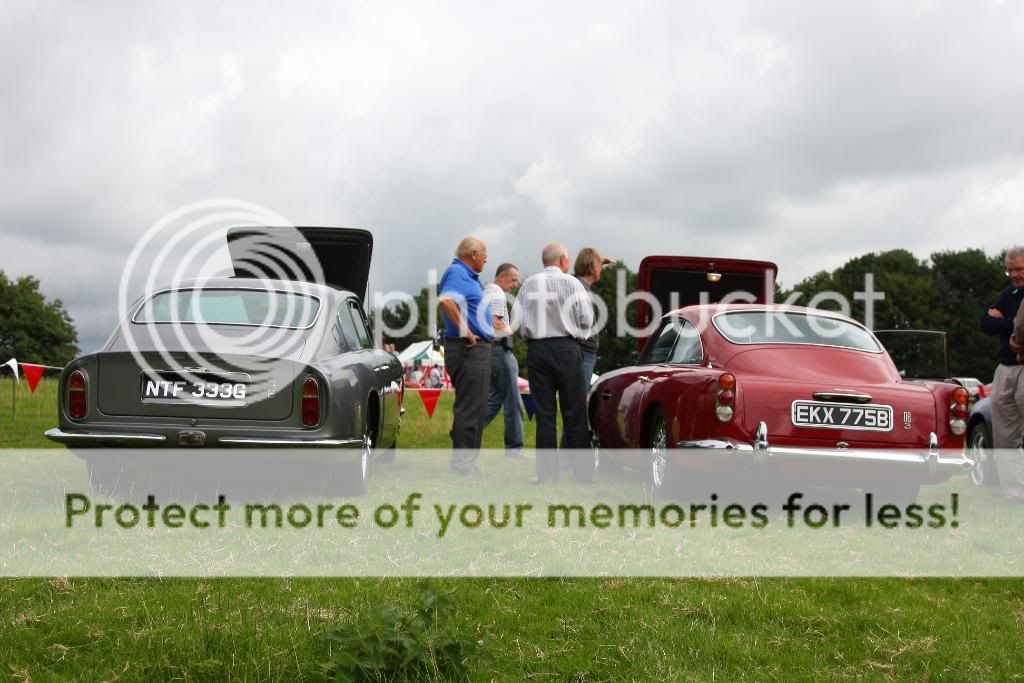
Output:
[589, 256, 974, 499]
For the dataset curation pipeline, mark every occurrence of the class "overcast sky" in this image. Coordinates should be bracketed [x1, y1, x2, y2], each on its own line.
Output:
[3, 1, 1024, 352]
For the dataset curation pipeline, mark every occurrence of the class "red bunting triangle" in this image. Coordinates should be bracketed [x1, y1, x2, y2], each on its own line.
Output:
[418, 388, 442, 418]
[20, 363, 45, 393]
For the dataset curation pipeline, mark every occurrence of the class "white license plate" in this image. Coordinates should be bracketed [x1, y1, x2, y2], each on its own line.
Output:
[141, 371, 248, 406]
[791, 400, 893, 432]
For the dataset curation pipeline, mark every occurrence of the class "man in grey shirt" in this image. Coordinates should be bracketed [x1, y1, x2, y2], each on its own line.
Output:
[511, 243, 595, 483]
[482, 263, 525, 456]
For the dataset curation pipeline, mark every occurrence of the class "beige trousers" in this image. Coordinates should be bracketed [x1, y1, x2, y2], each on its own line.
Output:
[990, 364, 1024, 499]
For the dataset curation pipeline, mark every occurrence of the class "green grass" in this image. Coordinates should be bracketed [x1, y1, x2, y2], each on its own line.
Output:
[2, 378, 1023, 680]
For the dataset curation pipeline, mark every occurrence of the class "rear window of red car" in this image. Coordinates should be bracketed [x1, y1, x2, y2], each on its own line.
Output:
[713, 311, 882, 353]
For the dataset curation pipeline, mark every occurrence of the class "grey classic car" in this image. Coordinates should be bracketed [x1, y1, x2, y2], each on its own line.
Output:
[45, 227, 403, 493]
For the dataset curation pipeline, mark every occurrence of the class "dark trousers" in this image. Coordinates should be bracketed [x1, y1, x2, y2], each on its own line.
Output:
[527, 338, 589, 481]
[444, 339, 492, 469]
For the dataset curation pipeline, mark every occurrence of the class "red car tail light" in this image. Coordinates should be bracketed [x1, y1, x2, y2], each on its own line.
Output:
[68, 369, 87, 420]
[301, 377, 321, 427]
[949, 386, 969, 436]
[715, 373, 736, 423]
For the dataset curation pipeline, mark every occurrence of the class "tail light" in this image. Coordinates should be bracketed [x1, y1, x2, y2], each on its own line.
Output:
[68, 370, 87, 420]
[715, 373, 736, 423]
[301, 377, 321, 427]
[949, 386, 969, 436]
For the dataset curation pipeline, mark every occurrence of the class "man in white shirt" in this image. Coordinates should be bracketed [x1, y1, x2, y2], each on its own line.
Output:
[482, 263, 525, 456]
[511, 243, 595, 483]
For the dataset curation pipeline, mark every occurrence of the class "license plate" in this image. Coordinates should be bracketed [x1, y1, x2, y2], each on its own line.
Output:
[791, 400, 893, 432]
[140, 371, 249, 407]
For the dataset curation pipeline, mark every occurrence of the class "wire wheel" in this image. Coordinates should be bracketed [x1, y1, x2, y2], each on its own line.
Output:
[648, 411, 669, 490]
[968, 423, 997, 487]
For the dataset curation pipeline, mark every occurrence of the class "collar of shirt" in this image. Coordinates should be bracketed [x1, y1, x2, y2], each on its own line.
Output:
[544, 266, 562, 274]
[451, 258, 480, 280]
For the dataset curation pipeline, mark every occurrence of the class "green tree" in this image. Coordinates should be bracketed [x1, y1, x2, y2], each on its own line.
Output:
[930, 249, 1007, 381]
[590, 262, 639, 374]
[780, 248, 1009, 382]
[0, 271, 79, 366]
[372, 285, 443, 354]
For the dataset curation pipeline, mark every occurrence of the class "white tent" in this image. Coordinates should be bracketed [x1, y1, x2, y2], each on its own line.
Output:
[397, 340, 443, 368]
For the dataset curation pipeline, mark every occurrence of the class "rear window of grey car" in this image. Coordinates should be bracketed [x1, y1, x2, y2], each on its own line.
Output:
[134, 289, 321, 329]
[713, 311, 882, 353]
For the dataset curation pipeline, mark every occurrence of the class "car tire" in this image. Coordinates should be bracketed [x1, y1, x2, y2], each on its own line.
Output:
[376, 441, 396, 464]
[329, 431, 371, 496]
[646, 408, 673, 494]
[968, 422, 999, 487]
[593, 431, 621, 474]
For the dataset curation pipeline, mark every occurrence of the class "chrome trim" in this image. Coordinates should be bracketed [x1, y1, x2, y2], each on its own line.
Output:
[130, 287, 323, 330]
[710, 310, 884, 354]
[813, 391, 872, 403]
[676, 422, 973, 475]
[217, 437, 363, 447]
[640, 316, 706, 366]
[45, 428, 166, 445]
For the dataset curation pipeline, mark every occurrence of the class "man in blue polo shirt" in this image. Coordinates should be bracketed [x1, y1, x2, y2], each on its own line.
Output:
[438, 236, 494, 475]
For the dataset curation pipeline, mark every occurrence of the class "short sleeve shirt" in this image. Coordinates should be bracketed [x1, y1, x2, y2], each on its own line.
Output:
[439, 258, 494, 340]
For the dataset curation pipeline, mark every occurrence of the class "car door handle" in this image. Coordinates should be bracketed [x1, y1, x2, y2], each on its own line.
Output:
[638, 376, 653, 384]
[601, 389, 612, 400]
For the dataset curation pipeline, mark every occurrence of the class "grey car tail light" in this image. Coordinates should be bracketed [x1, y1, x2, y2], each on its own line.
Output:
[301, 377, 320, 427]
[68, 370, 87, 420]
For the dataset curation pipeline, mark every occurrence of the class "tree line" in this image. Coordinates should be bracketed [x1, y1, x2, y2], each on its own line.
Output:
[0, 271, 78, 367]
[377, 248, 1009, 382]
[1, 247, 1010, 381]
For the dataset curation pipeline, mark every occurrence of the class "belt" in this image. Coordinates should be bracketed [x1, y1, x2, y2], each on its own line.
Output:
[527, 336, 574, 343]
[444, 337, 492, 344]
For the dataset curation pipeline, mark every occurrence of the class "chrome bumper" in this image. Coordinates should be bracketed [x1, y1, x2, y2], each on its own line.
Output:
[45, 428, 167, 446]
[217, 437, 363, 448]
[46, 428, 362, 448]
[676, 421, 974, 479]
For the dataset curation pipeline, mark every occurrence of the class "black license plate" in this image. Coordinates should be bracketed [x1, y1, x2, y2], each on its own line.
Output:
[140, 371, 249, 406]
[791, 400, 893, 432]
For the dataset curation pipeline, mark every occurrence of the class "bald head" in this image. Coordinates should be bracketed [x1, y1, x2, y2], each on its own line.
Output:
[541, 243, 569, 271]
[455, 236, 488, 273]
[456, 237, 485, 259]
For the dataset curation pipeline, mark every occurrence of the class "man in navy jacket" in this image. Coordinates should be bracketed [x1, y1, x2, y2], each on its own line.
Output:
[981, 245, 1024, 501]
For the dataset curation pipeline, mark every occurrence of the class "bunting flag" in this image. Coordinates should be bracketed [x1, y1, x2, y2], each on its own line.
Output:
[2, 358, 18, 382]
[20, 363, 46, 393]
[521, 392, 536, 421]
[418, 388, 442, 418]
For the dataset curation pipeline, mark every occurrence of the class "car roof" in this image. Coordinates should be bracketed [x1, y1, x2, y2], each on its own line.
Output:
[666, 302, 860, 323]
[145, 277, 353, 301]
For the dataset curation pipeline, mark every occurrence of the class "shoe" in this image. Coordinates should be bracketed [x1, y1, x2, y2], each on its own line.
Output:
[452, 464, 484, 477]
[529, 476, 556, 485]
[505, 449, 531, 460]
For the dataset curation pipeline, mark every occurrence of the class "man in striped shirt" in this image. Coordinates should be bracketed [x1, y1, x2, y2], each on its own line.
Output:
[511, 243, 595, 483]
[482, 263, 525, 456]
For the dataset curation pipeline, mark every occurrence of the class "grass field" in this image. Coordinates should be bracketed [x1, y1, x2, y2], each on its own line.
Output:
[1, 378, 1022, 680]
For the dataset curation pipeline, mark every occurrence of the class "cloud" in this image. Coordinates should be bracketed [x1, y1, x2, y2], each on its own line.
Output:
[2, 1, 1024, 351]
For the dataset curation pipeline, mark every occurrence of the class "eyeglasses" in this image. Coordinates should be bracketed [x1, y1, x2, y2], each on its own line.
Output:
[1007, 268, 1024, 275]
